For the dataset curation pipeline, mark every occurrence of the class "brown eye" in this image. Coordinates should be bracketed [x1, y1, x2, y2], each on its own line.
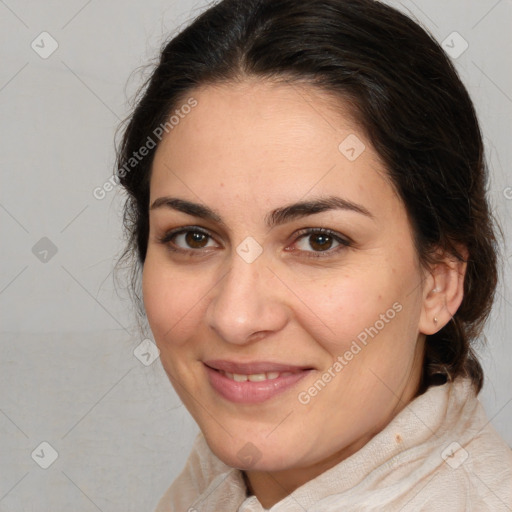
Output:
[184, 231, 209, 248]
[160, 227, 218, 252]
[295, 232, 340, 253]
[291, 228, 351, 258]
[307, 233, 334, 252]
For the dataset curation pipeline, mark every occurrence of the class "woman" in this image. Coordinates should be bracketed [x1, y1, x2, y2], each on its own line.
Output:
[116, 0, 512, 510]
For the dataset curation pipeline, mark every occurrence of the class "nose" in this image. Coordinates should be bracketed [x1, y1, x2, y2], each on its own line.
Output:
[205, 253, 290, 345]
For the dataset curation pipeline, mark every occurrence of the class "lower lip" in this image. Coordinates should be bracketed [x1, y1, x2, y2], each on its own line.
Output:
[204, 365, 312, 404]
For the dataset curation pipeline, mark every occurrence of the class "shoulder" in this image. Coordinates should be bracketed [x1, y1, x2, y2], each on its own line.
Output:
[408, 445, 512, 511]
[412, 380, 512, 511]
[373, 378, 512, 511]
[154, 431, 246, 512]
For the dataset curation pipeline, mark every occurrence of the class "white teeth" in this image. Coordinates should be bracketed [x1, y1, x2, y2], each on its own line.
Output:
[221, 370, 290, 381]
[248, 373, 267, 382]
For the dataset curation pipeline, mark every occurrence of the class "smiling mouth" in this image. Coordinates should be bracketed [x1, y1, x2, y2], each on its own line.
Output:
[203, 360, 314, 403]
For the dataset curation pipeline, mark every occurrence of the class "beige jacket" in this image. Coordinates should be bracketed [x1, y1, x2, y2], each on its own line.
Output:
[155, 378, 512, 511]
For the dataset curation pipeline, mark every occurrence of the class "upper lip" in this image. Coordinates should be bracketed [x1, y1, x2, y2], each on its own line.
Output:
[204, 360, 313, 374]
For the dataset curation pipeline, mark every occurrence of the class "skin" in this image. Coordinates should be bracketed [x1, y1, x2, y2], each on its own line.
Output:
[142, 79, 466, 508]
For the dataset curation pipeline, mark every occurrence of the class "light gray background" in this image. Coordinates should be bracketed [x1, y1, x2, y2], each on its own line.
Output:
[0, 1, 510, 511]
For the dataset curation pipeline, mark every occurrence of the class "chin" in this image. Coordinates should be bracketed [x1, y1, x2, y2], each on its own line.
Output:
[203, 430, 296, 471]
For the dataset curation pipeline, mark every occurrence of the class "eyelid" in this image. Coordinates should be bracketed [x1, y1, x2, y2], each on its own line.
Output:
[159, 225, 218, 244]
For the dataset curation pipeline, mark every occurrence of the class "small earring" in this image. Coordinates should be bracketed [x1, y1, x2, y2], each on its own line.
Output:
[434, 316, 438, 325]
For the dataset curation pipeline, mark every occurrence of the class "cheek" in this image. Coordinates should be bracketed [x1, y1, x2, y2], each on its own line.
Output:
[291, 269, 395, 351]
[141, 257, 208, 347]
[293, 260, 421, 364]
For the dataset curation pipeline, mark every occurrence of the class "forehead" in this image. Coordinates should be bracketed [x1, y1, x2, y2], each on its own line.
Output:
[160, 79, 360, 154]
[150, 80, 394, 212]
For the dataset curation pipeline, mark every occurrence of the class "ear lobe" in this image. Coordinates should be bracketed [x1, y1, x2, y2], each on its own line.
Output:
[419, 249, 467, 335]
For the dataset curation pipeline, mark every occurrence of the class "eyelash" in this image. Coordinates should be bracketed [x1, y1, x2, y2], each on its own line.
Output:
[158, 226, 352, 259]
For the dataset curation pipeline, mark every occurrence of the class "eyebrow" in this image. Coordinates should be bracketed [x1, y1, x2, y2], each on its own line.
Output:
[150, 195, 374, 228]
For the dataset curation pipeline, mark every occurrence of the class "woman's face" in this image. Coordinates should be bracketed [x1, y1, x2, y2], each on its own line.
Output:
[143, 80, 431, 479]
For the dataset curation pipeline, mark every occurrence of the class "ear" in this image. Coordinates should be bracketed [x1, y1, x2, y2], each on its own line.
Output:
[418, 246, 468, 335]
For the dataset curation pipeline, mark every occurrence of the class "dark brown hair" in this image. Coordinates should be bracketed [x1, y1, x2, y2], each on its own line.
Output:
[116, 0, 499, 392]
